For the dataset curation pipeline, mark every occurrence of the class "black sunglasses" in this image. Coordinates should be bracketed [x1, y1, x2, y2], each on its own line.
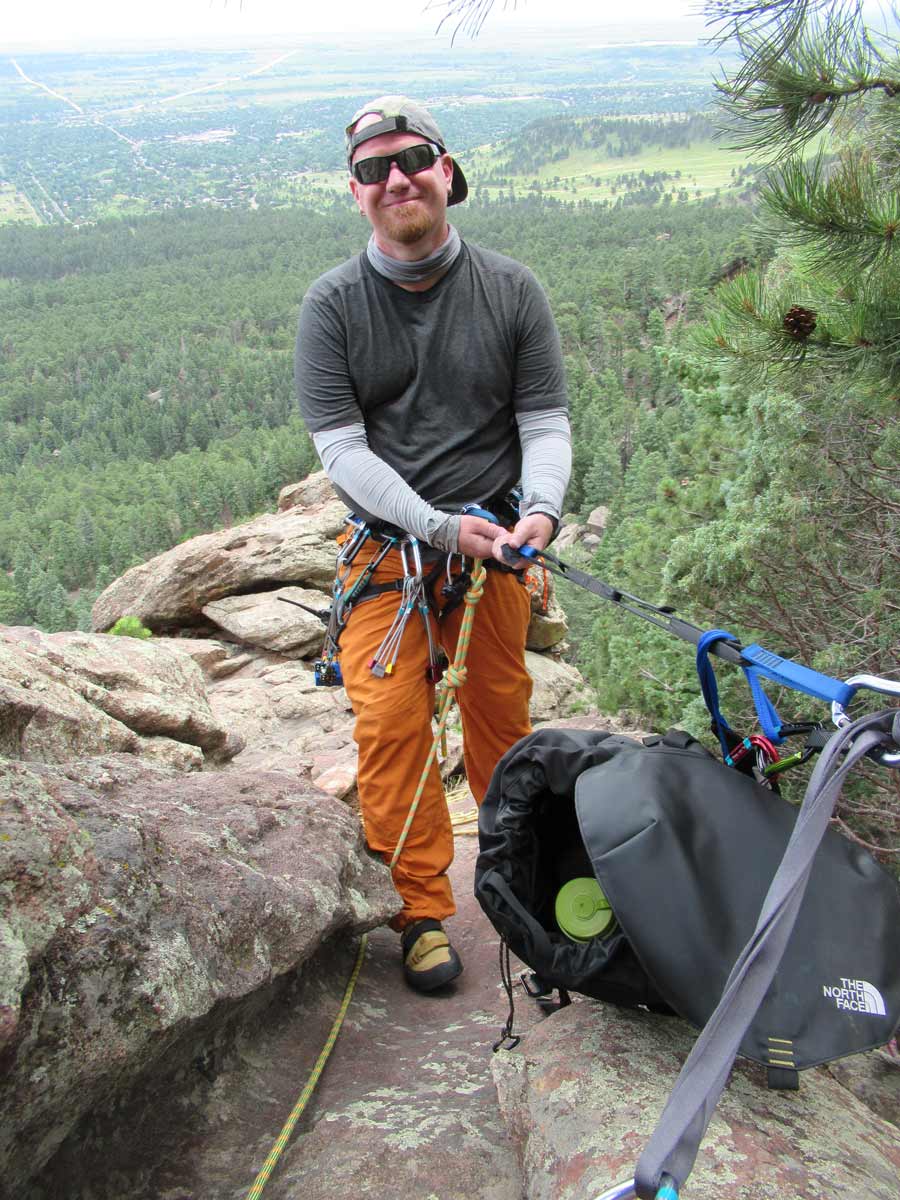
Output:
[351, 143, 440, 185]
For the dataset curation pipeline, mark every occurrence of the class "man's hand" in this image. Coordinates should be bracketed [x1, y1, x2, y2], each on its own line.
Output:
[492, 513, 554, 565]
[458, 514, 504, 558]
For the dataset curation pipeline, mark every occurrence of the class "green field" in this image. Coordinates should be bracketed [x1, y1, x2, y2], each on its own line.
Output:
[467, 136, 759, 204]
[285, 135, 760, 210]
[0, 181, 40, 224]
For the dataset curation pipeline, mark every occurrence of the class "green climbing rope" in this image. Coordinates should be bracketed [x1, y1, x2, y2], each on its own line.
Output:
[389, 559, 486, 869]
[244, 933, 368, 1200]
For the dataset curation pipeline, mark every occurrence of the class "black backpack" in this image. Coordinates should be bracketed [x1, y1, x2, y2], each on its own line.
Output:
[475, 727, 900, 1074]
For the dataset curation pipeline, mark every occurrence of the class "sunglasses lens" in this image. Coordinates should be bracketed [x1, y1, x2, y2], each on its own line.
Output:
[353, 144, 437, 184]
[399, 145, 436, 174]
[354, 158, 386, 184]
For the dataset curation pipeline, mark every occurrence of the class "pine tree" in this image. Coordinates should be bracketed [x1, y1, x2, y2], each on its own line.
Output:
[700, 0, 900, 387]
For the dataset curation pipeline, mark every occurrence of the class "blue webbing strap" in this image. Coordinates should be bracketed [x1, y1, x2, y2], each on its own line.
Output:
[742, 668, 784, 744]
[696, 630, 738, 757]
[696, 630, 786, 750]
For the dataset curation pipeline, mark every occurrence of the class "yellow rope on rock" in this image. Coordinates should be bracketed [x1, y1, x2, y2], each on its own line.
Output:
[389, 560, 486, 869]
[243, 562, 489, 1197]
[450, 806, 480, 836]
[244, 933, 368, 1200]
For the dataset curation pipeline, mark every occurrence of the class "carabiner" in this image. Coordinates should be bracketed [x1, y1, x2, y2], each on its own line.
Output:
[592, 1181, 636, 1200]
[591, 1179, 678, 1200]
[831, 674, 900, 767]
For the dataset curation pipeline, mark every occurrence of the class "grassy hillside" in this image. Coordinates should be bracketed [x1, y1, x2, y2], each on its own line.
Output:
[467, 113, 763, 205]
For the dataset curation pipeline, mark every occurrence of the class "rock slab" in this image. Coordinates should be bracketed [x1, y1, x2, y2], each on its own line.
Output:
[0, 625, 240, 767]
[492, 998, 900, 1199]
[91, 490, 347, 631]
[0, 753, 398, 1196]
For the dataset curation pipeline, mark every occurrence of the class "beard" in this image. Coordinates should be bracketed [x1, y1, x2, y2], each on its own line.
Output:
[379, 199, 434, 245]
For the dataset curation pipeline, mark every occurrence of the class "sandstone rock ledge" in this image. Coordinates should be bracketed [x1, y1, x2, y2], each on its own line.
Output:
[0, 753, 398, 1196]
[492, 998, 900, 1200]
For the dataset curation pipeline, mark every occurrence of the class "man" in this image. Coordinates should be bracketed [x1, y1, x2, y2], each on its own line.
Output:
[295, 96, 571, 991]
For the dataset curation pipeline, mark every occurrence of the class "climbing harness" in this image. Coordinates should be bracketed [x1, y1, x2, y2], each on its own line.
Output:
[312, 516, 402, 687]
[243, 933, 368, 1200]
[311, 494, 524, 693]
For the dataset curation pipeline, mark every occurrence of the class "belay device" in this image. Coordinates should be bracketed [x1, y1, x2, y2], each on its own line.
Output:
[478, 543, 900, 1200]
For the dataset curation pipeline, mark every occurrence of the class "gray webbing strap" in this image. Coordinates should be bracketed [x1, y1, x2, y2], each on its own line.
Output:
[633, 708, 899, 1200]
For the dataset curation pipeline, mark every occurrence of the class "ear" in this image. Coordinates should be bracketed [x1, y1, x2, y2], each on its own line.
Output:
[439, 154, 454, 193]
[348, 176, 363, 212]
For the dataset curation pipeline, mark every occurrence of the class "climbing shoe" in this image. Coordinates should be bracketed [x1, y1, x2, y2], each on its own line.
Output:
[401, 919, 463, 992]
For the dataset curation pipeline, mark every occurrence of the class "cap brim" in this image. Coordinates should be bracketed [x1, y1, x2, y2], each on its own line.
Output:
[448, 159, 468, 206]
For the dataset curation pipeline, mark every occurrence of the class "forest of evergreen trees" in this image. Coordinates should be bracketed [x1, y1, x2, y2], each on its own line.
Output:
[2, 0, 898, 851]
[0, 193, 753, 634]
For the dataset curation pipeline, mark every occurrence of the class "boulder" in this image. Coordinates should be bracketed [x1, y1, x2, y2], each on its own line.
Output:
[554, 522, 588, 552]
[278, 471, 340, 512]
[0, 634, 141, 762]
[493, 1000, 900, 1200]
[202, 585, 331, 656]
[526, 650, 588, 722]
[207, 655, 353, 765]
[526, 591, 569, 651]
[134, 734, 205, 772]
[826, 1047, 900, 1130]
[310, 752, 360, 801]
[0, 753, 398, 1194]
[523, 563, 568, 652]
[151, 635, 240, 674]
[585, 505, 609, 536]
[91, 475, 346, 632]
[0, 626, 239, 765]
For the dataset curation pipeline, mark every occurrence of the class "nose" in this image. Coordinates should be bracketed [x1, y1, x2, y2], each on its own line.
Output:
[385, 160, 412, 188]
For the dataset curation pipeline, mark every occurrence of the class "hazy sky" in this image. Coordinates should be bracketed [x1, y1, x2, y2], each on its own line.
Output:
[5, 0, 704, 49]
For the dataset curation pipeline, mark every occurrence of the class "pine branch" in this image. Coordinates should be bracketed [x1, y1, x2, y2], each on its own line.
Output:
[698, 259, 900, 383]
[703, 0, 900, 170]
[427, 0, 511, 42]
[763, 152, 900, 269]
[712, 15, 895, 156]
[706, 1, 865, 98]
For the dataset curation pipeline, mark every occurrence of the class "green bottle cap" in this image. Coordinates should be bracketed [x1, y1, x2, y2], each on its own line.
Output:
[555, 877, 616, 942]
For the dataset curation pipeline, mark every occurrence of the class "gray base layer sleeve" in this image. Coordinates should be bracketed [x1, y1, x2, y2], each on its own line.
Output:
[516, 407, 571, 524]
[312, 424, 461, 551]
[313, 406, 571, 549]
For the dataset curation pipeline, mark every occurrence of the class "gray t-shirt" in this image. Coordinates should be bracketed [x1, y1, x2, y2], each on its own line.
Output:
[294, 241, 567, 514]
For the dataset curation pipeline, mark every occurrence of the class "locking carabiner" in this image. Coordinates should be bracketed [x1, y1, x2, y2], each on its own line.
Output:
[831, 674, 900, 767]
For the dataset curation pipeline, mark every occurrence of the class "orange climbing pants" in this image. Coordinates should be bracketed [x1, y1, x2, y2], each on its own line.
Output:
[337, 542, 534, 930]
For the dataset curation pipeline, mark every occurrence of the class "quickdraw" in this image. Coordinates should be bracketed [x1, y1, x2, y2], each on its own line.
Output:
[505, 543, 900, 775]
[311, 499, 522, 693]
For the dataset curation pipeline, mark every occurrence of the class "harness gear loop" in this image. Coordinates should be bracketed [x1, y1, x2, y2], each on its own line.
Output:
[389, 559, 487, 870]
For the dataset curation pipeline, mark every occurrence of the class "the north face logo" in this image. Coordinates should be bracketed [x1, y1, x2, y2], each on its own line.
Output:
[823, 977, 887, 1015]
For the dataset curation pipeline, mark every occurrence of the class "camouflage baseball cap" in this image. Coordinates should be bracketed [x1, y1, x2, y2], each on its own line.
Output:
[345, 95, 469, 206]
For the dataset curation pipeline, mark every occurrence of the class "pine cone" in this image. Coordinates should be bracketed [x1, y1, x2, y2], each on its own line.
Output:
[782, 305, 817, 340]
